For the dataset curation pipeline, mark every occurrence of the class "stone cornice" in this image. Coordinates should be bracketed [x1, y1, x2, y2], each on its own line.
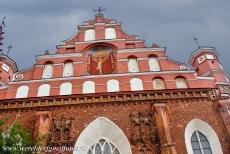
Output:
[0, 88, 217, 110]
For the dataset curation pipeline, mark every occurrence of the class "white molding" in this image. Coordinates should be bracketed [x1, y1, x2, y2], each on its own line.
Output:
[9, 70, 196, 84]
[75, 39, 126, 44]
[117, 47, 165, 53]
[36, 53, 83, 60]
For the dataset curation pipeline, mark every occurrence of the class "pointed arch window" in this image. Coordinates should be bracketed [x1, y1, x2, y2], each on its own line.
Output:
[148, 57, 160, 71]
[87, 139, 120, 154]
[128, 57, 139, 73]
[105, 28, 116, 39]
[191, 131, 212, 154]
[63, 62, 73, 77]
[153, 78, 165, 90]
[42, 64, 53, 79]
[175, 77, 188, 89]
[85, 29, 95, 41]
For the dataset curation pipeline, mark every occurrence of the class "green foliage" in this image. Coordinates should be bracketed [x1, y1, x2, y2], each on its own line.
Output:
[0, 119, 32, 154]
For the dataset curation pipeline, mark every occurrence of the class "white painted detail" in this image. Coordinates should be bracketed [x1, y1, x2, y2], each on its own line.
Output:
[148, 57, 160, 71]
[83, 81, 95, 94]
[42, 64, 53, 79]
[63, 62, 73, 77]
[153, 79, 165, 90]
[37, 84, 50, 97]
[84, 29, 95, 41]
[73, 117, 132, 154]
[16, 86, 29, 98]
[128, 58, 139, 72]
[197, 55, 205, 64]
[105, 28, 116, 39]
[60, 82, 72, 95]
[185, 118, 223, 154]
[206, 54, 214, 60]
[2, 63, 10, 72]
[175, 78, 188, 89]
[130, 78, 143, 91]
[107, 79, 119, 92]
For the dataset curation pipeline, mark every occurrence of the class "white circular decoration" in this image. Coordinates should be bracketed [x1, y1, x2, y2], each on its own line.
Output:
[15, 74, 24, 80]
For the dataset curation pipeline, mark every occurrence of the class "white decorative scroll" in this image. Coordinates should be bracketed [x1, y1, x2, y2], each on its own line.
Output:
[2, 63, 10, 72]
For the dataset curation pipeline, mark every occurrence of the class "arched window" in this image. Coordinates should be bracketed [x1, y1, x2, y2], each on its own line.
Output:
[128, 58, 139, 73]
[107, 79, 119, 92]
[191, 131, 212, 154]
[85, 29, 95, 41]
[130, 78, 143, 91]
[148, 57, 160, 71]
[42, 64, 53, 79]
[37, 84, 50, 97]
[16, 86, 29, 98]
[83, 81, 95, 94]
[105, 28, 116, 39]
[73, 117, 132, 154]
[63, 62, 73, 77]
[60, 83, 72, 95]
[153, 78, 165, 90]
[87, 139, 120, 154]
[185, 118, 223, 154]
[175, 77, 188, 88]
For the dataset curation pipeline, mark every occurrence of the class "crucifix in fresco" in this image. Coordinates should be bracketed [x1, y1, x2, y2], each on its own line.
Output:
[86, 45, 116, 75]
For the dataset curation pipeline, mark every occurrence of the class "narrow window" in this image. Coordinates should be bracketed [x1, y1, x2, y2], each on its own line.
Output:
[175, 77, 188, 88]
[42, 64, 53, 79]
[16, 86, 29, 98]
[107, 79, 119, 92]
[128, 58, 139, 72]
[130, 78, 143, 91]
[83, 81, 95, 93]
[149, 57, 160, 71]
[153, 78, 165, 90]
[63, 62, 73, 77]
[37, 84, 50, 97]
[85, 29, 95, 41]
[105, 28, 116, 39]
[191, 131, 212, 154]
[60, 83, 72, 95]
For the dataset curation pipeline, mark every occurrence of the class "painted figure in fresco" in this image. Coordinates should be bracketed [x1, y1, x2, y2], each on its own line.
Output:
[87, 45, 116, 75]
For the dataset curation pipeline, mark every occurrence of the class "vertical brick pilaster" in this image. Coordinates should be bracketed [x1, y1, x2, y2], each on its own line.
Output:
[218, 99, 230, 137]
[154, 103, 177, 154]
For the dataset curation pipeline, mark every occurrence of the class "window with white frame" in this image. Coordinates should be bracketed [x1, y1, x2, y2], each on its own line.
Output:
[148, 57, 160, 71]
[16, 86, 29, 98]
[60, 82, 72, 95]
[130, 78, 143, 91]
[175, 77, 188, 88]
[185, 118, 223, 154]
[107, 79, 119, 92]
[191, 131, 212, 154]
[87, 139, 120, 154]
[63, 62, 73, 77]
[128, 58, 139, 72]
[37, 84, 50, 97]
[153, 78, 165, 90]
[42, 64, 53, 79]
[85, 29, 95, 41]
[83, 81, 95, 93]
[105, 28, 116, 39]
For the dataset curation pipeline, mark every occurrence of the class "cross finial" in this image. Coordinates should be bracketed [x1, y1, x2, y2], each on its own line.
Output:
[193, 37, 200, 49]
[93, 7, 106, 15]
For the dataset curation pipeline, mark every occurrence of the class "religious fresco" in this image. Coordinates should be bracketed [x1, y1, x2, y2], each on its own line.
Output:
[86, 45, 116, 75]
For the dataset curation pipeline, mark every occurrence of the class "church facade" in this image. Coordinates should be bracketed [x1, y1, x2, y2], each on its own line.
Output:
[0, 14, 229, 154]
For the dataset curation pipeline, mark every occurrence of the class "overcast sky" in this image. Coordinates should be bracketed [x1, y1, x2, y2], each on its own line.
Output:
[0, 0, 230, 75]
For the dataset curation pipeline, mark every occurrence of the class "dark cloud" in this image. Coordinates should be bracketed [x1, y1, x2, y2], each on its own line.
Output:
[0, 0, 230, 75]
